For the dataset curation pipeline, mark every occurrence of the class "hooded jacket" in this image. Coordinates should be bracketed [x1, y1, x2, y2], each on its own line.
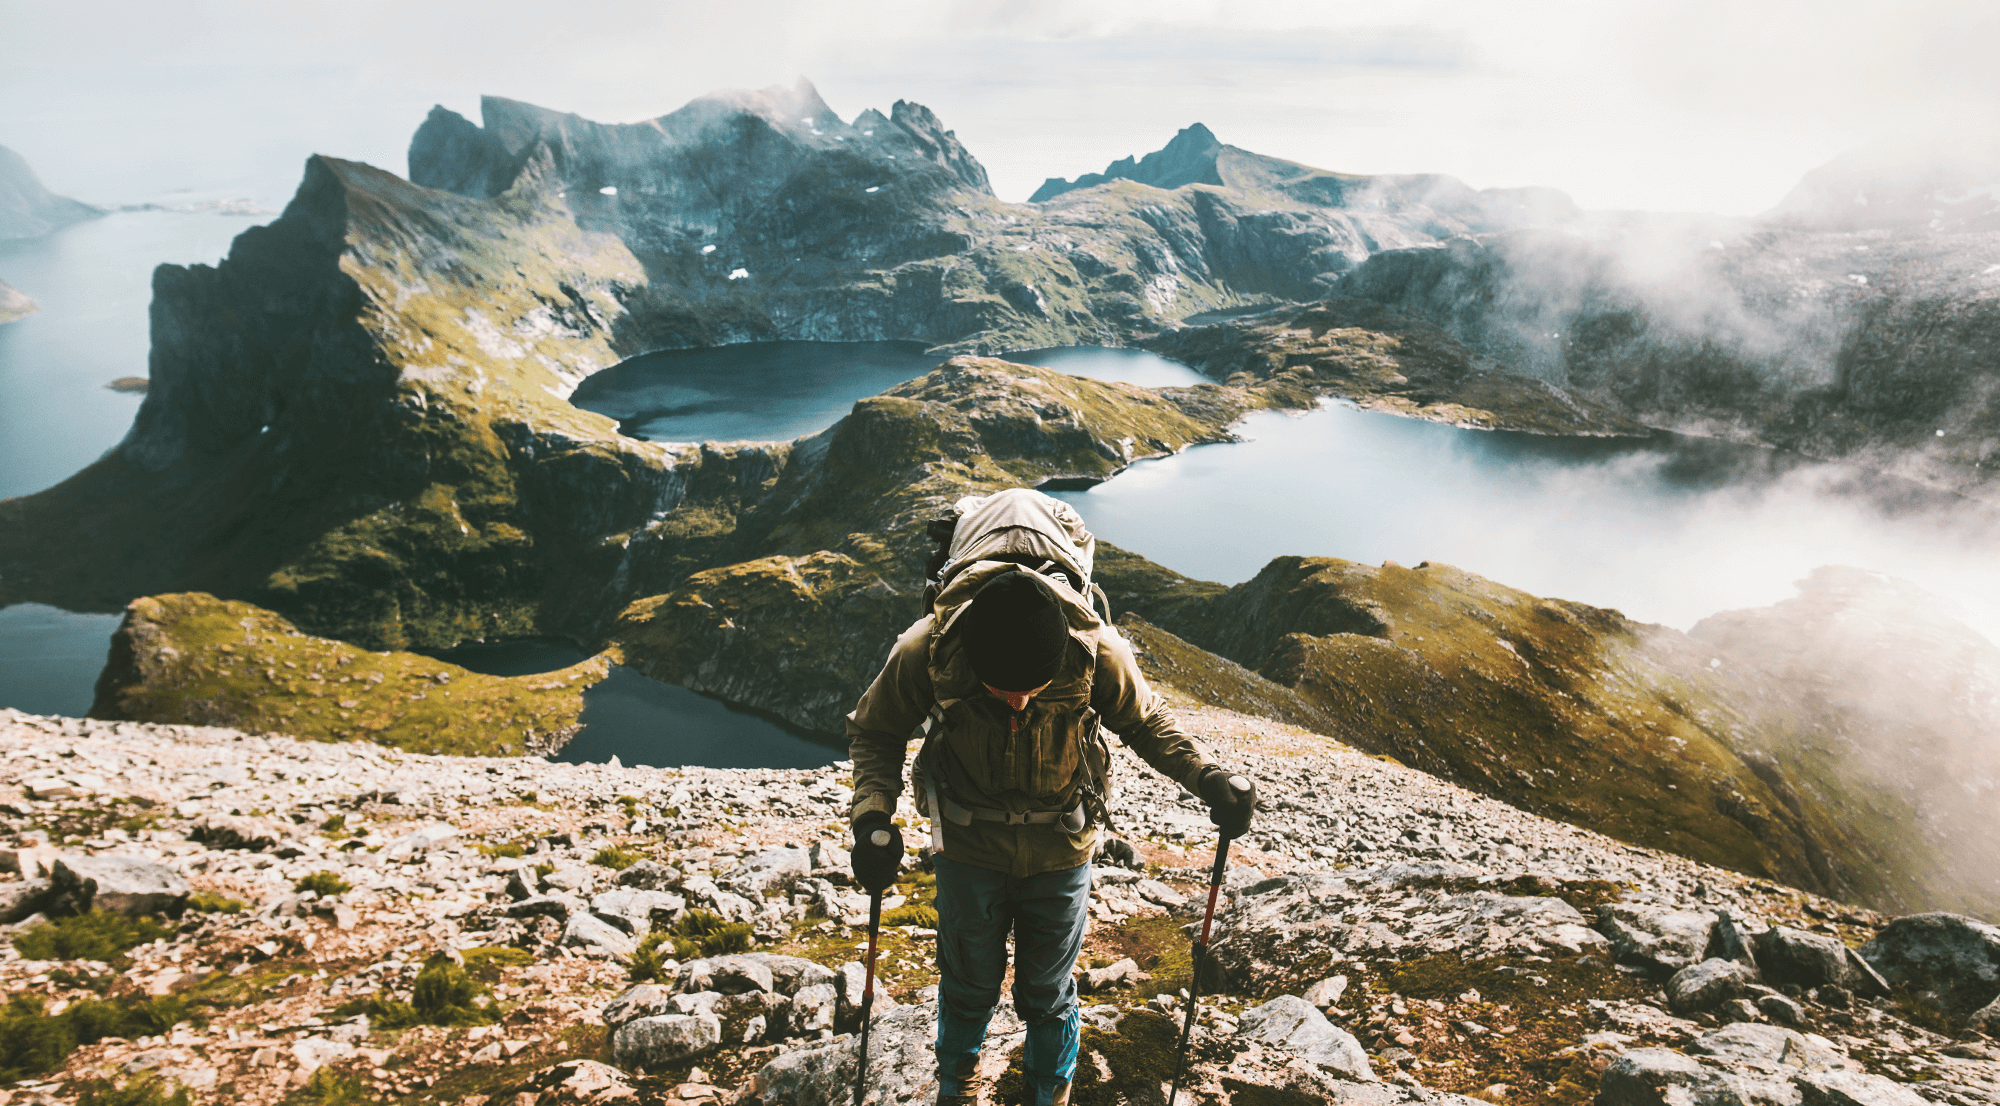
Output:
[846, 559, 1217, 876]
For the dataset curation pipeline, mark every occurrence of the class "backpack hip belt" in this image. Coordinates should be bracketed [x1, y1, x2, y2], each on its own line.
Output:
[936, 790, 1089, 833]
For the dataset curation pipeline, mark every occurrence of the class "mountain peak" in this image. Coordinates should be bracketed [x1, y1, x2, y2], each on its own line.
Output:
[1030, 123, 1226, 202]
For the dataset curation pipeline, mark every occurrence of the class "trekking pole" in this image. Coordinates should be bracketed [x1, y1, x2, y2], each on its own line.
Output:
[1167, 831, 1234, 1106]
[852, 832, 890, 1106]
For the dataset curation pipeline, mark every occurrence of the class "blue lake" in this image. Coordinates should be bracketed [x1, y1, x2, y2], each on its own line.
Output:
[567, 340, 1207, 443]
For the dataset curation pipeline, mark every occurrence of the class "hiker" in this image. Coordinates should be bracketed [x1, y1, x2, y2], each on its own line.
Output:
[845, 488, 1258, 1106]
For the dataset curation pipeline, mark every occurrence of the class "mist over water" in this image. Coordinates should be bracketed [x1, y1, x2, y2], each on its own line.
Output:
[0, 211, 254, 499]
[1055, 401, 2000, 643]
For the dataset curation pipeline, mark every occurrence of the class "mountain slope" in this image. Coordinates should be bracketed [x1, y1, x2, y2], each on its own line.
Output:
[0, 144, 100, 239]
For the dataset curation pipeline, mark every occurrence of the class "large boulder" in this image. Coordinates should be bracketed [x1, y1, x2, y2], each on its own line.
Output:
[1598, 904, 1719, 974]
[561, 911, 637, 961]
[602, 984, 678, 1029]
[1858, 912, 2000, 1020]
[721, 847, 811, 898]
[1689, 1023, 1856, 1073]
[0, 878, 51, 924]
[678, 955, 776, 995]
[616, 860, 683, 892]
[1596, 1049, 1707, 1106]
[1237, 995, 1374, 1081]
[742, 954, 838, 997]
[612, 1013, 722, 1068]
[1795, 1071, 1929, 1106]
[1666, 958, 1759, 1016]
[1753, 927, 1859, 990]
[49, 855, 189, 916]
[590, 888, 682, 935]
[835, 961, 898, 1033]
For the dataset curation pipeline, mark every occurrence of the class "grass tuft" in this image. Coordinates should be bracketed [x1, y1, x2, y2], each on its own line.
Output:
[294, 871, 351, 897]
[13, 912, 170, 962]
[0, 994, 191, 1082]
[590, 846, 643, 870]
[668, 909, 753, 960]
[186, 890, 246, 914]
[333, 953, 500, 1029]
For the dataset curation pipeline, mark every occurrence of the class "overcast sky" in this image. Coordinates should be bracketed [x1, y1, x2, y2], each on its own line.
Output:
[5, 0, 1998, 212]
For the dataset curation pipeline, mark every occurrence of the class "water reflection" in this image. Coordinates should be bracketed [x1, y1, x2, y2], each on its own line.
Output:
[1053, 402, 2000, 640]
[423, 638, 841, 769]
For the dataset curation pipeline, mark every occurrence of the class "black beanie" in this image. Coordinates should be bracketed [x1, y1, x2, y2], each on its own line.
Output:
[961, 571, 1070, 692]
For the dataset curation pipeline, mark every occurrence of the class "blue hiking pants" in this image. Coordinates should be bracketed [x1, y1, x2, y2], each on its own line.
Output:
[932, 855, 1091, 1106]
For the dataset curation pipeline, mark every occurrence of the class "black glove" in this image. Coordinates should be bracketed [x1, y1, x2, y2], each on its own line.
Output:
[1198, 767, 1257, 839]
[850, 811, 904, 895]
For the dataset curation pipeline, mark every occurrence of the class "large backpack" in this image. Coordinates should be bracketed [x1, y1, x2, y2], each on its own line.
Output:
[922, 489, 1113, 621]
[913, 488, 1119, 846]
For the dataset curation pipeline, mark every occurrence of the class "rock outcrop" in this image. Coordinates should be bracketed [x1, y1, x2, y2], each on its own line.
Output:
[0, 277, 36, 324]
[0, 144, 100, 240]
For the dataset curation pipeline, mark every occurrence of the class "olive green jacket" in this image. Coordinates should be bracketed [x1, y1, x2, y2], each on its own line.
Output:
[846, 561, 1217, 877]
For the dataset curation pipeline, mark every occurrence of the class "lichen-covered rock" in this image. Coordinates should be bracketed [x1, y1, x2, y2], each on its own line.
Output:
[1752, 926, 1859, 990]
[49, 855, 189, 916]
[561, 910, 636, 960]
[1598, 904, 1718, 974]
[611, 1013, 722, 1069]
[616, 860, 682, 891]
[740, 953, 839, 997]
[602, 984, 678, 1030]
[0, 878, 50, 924]
[1666, 958, 1759, 1016]
[1237, 995, 1374, 1081]
[1688, 1023, 1856, 1073]
[715, 990, 790, 1044]
[590, 888, 682, 935]
[678, 955, 775, 995]
[1596, 1048, 1709, 1106]
[1794, 1071, 1929, 1106]
[496, 1059, 639, 1104]
[1858, 912, 2000, 1021]
[721, 847, 810, 898]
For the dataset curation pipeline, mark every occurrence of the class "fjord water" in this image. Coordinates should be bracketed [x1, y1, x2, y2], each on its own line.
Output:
[568, 340, 1207, 442]
[421, 640, 843, 770]
[1051, 401, 2000, 641]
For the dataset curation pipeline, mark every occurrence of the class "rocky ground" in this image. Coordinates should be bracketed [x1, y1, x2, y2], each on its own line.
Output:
[0, 706, 1995, 1106]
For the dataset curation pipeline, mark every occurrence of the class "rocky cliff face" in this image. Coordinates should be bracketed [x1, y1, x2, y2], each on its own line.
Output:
[0, 277, 35, 324]
[1336, 187, 2000, 498]
[0, 144, 100, 240]
[402, 85, 1580, 355]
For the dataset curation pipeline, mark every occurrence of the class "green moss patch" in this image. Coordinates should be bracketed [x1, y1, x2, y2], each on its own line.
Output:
[0, 994, 191, 1082]
[13, 911, 171, 962]
[91, 592, 612, 757]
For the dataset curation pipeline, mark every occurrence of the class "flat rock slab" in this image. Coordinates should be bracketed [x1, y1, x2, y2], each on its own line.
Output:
[612, 1013, 721, 1069]
[1238, 994, 1375, 1081]
[1667, 958, 1758, 1015]
[50, 855, 189, 916]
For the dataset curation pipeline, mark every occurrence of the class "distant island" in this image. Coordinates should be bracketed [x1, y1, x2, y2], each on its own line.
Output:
[0, 278, 35, 324]
[0, 144, 100, 240]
